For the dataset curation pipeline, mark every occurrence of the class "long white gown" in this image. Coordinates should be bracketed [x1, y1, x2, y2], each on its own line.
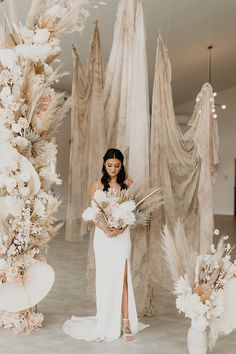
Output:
[63, 226, 148, 342]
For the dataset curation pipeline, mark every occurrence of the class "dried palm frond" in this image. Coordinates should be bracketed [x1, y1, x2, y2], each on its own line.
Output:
[0, 24, 6, 48]
[47, 221, 64, 239]
[161, 220, 197, 285]
[52, 2, 90, 37]
[26, 64, 65, 126]
[26, 0, 43, 28]
[214, 235, 227, 262]
[44, 197, 61, 221]
[8, 0, 19, 26]
[25, 129, 45, 157]
[33, 93, 71, 139]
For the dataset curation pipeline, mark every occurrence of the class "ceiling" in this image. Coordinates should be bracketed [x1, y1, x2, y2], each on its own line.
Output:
[1, 0, 236, 105]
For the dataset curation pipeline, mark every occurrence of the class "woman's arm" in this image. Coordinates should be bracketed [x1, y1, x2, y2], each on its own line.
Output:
[125, 178, 133, 188]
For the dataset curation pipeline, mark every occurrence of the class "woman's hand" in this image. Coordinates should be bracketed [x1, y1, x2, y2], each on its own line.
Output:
[105, 227, 123, 238]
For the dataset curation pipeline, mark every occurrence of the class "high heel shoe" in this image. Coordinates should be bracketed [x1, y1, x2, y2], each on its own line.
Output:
[121, 318, 133, 341]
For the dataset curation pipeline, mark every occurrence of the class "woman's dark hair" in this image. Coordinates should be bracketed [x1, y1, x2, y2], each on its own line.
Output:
[101, 148, 127, 191]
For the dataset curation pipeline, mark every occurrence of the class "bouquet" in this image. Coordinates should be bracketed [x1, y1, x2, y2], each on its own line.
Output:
[162, 221, 236, 350]
[82, 185, 163, 231]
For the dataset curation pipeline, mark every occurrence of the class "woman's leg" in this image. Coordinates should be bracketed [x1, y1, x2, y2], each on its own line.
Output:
[121, 260, 129, 318]
[121, 260, 133, 341]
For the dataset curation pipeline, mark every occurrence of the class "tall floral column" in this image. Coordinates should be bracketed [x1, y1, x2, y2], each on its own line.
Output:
[0, 0, 89, 334]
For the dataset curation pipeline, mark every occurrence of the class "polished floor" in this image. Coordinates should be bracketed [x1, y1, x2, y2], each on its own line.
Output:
[0, 215, 236, 354]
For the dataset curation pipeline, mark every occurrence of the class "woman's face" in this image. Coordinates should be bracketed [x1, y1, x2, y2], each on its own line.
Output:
[104, 158, 122, 178]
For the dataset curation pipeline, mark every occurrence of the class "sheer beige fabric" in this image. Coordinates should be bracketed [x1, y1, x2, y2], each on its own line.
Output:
[65, 23, 105, 241]
[149, 34, 219, 305]
[104, 0, 149, 183]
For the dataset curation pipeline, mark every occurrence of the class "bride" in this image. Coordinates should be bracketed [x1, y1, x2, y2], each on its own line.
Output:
[63, 148, 148, 342]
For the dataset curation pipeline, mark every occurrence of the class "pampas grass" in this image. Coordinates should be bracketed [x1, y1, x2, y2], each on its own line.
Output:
[161, 220, 197, 285]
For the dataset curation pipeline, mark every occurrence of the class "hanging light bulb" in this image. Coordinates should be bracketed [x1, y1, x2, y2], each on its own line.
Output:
[221, 104, 226, 110]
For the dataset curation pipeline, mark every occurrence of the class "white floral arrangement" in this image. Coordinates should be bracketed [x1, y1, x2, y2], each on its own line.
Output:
[162, 222, 236, 350]
[0, 0, 90, 333]
[83, 186, 163, 232]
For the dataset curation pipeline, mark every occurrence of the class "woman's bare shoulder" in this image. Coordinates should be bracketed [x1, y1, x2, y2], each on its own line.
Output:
[125, 178, 133, 187]
[91, 180, 103, 191]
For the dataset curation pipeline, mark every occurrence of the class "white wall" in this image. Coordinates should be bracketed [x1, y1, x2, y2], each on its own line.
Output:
[175, 85, 236, 215]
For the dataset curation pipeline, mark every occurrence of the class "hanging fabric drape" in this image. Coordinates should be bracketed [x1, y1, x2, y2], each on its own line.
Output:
[149, 34, 219, 293]
[103, 0, 149, 183]
[65, 23, 106, 241]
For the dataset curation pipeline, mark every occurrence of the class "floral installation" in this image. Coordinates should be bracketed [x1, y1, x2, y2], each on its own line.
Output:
[82, 185, 163, 232]
[0, 0, 90, 333]
[0, 309, 44, 335]
[162, 221, 236, 350]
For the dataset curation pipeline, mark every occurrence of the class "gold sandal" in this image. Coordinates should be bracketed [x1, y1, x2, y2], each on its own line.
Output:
[121, 318, 133, 341]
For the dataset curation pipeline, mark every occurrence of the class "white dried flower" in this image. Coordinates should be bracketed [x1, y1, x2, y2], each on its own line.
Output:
[93, 189, 108, 203]
[82, 206, 98, 221]
[210, 244, 216, 253]
[19, 187, 30, 197]
[33, 199, 45, 218]
[0, 48, 17, 69]
[11, 123, 21, 133]
[19, 172, 31, 183]
[18, 117, 29, 128]
[5, 176, 17, 189]
[0, 244, 6, 254]
[224, 255, 231, 261]
[33, 28, 50, 45]
[13, 136, 29, 149]
[226, 243, 231, 251]
[15, 44, 53, 61]
[16, 25, 34, 44]
[46, 4, 66, 18]
[214, 229, 220, 236]
[0, 86, 13, 105]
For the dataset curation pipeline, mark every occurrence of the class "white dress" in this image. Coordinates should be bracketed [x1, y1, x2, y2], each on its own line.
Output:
[63, 225, 148, 342]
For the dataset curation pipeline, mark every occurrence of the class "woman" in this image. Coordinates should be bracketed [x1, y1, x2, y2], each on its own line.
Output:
[63, 148, 148, 342]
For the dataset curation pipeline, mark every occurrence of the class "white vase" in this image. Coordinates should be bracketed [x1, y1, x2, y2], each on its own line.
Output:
[187, 326, 208, 354]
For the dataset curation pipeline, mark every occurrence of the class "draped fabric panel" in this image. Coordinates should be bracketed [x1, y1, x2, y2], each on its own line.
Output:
[65, 23, 106, 241]
[104, 0, 149, 183]
[149, 35, 219, 294]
